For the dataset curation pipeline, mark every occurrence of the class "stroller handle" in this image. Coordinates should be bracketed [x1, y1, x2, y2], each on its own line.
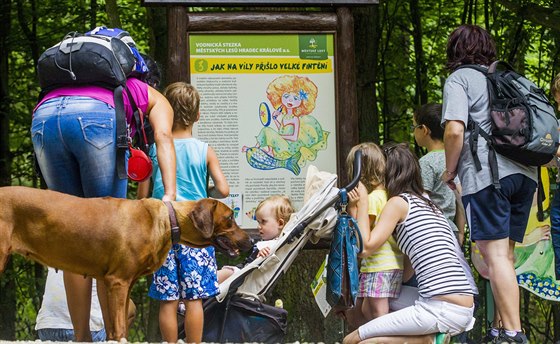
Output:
[341, 149, 362, 193]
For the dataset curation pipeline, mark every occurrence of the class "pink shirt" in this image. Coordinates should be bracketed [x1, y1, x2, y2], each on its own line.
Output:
[35, 78, 149, 133]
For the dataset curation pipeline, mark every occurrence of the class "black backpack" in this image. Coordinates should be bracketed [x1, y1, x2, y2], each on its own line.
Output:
[37, 29, 151, 179]
[459, 61, 560, 220]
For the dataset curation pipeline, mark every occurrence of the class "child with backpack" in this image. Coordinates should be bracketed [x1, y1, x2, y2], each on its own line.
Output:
[343, 143, 476, 344]
[342, 142, 403, 331]
[138, 82, 228, 343]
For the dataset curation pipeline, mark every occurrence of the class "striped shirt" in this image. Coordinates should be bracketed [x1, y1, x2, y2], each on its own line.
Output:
[395, 193, 476, 299]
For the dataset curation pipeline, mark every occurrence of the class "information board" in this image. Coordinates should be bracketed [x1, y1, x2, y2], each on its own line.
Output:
[190, 33, 337, 228]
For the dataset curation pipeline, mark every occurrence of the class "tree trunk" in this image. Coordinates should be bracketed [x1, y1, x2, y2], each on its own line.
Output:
[1, 2, 17, 339]
[0, 0, 11, 188]
[0, 260, 16, 340]
[16, 0, 39, 69]
[409, 0, 427, 106]
[484, 0, 490, 31]
[146, 6, 167, 86]
[146, 288, 161, 342]
[105, 0, 121, 28]
[553, 302, 560, 343]
[33, 264, 45, 314]
[353, 5, 380, 143]
[90, 0, 98, 30]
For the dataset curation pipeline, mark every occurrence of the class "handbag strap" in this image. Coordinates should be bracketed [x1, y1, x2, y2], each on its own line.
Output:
[125, 86, 150, 154]
[338, 189, 363, 254]
[349, 216, 363, 255]
[114, 86, 128, 179]
[339, 189, 348, 214]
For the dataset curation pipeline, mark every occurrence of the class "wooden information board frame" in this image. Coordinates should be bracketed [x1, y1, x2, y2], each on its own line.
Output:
[150, 6, 364, 231]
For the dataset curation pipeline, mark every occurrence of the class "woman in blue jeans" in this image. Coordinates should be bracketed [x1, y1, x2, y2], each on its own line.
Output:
[31, 75, 176, 341]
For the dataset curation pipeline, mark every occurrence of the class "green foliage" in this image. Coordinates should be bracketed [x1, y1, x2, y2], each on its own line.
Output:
[12, 258, 45, 340]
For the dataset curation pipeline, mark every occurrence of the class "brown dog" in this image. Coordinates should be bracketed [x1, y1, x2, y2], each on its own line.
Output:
[0, 186, 252, 340]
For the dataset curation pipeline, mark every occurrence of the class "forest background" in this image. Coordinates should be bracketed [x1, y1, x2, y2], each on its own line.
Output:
[1, 0, 560, 342]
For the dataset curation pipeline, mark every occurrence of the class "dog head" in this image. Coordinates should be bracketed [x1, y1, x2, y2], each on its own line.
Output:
[178, 198, 252, 257]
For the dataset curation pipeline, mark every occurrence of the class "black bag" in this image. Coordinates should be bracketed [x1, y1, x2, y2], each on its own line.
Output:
[460, 61, 560, 220]
[37, 29, 151, 179]
[326, 189, 362, 312]
[37, 33, 135, 90]
[199, 295, 288, 343]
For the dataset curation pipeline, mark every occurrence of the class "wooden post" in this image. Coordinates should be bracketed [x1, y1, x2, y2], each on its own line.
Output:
[336, 6, 358, 184]
[167, 6, 189, 83]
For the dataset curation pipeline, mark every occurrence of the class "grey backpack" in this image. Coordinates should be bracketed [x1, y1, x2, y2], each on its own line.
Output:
[460, 61, 559, 219]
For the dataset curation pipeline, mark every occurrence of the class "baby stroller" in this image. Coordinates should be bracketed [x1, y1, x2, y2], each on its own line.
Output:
[196, 152, 362, 343]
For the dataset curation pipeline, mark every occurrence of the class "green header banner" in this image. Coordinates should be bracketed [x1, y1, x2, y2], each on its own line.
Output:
[190, 34, 334, 58]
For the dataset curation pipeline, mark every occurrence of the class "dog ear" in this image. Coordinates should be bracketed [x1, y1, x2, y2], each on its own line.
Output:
[188, 199, 217, 239]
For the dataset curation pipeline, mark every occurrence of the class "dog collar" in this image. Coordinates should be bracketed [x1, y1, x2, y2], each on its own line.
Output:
[164, 201, 181, 246]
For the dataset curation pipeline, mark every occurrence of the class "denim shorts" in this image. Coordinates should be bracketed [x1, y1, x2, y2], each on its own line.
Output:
[462, 174, 536, 242]
[37, 328, 106, 342]
[31, 96, 127, 198]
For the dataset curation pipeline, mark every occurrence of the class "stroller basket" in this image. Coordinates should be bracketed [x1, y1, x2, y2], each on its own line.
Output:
[203, 294, 288, 343]
[201, 152, 362, 343]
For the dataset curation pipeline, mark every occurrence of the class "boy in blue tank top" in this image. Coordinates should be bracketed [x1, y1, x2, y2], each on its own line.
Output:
[138, 82, 229, 343]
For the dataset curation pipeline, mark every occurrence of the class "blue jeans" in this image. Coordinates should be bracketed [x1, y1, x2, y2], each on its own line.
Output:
[31, 96, 126, 198]
[37, 328, 106, 342]
[550, 188, 560, 280]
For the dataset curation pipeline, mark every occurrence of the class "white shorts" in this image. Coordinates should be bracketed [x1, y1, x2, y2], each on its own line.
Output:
[389, 285, 419, 311]
[358, 297, 475, 340]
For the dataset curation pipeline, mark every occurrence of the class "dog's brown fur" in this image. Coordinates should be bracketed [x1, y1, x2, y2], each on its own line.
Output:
[0, 186, 252, 340]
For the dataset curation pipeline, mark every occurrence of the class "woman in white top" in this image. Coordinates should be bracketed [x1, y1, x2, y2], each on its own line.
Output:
[343, 143, 476, 344]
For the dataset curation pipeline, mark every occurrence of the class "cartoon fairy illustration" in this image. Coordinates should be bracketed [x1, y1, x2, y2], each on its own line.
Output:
[242, 75, 329, 175]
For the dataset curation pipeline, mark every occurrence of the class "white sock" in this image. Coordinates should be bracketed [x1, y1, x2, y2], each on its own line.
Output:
[504, 329, 521, 337]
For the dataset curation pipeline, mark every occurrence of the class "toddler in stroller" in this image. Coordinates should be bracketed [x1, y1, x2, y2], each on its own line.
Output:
[216, 195, 295, 284]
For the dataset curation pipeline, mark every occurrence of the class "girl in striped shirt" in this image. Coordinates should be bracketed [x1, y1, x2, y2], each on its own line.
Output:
[343, 143, 476, 344]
